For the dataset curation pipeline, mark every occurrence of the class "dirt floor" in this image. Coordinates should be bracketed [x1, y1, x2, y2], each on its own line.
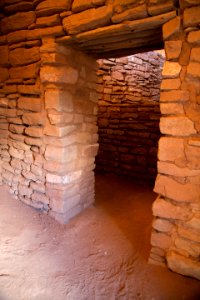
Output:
[0, 174, 200, 300]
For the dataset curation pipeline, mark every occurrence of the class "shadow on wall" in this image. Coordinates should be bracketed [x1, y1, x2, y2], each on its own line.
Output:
[95, 51, 165, 184]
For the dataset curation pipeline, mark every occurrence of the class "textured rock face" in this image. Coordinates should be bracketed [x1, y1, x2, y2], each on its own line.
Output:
[96, 52, 164, 183]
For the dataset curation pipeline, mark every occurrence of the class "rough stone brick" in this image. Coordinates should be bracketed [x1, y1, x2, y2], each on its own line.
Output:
[157, 161, 200, 177]
[46, 170, 81, 184]
[152, 196, 192, 220]
[18, 97, 42, 112]
[45, 145, 77, 162]
[154, 175, 200, 203]
[25, 137, 42, 147]
[48, 112, 73, 125]
[162, 61, 181, 78]
[0, 67, 9, 82]
[72, 0, 106, 13]
[0, 46, 9, 66]
[190, 47, 200, 63]
[183, 6, 200, 28]
[167, 251, 200, 280]
[50, 194, 80, 213]
[160, 103, 184, 115]
[40, 66, 79, 85]
[63, 5, 113, 35]
[185, 145, 200, 169]
[9, 63, 39, 80]
[9, 124, 25, 134]
[160, 90, 189, 102]
[25, 127, 43, 138]
[9, 47, 40, 67]
[1, 11, 35, 34]
[163, 16, 180, 40]
[152, 218, 174, 233]
[187, 30, 200, 45]
[31, 191, 49, 204]
[36, 0, 72, 16]
[151, 231, 171, 250]
[165, 41, 182, 60]
[36, 14, 60, 28]
[187, 62, 200, 78]
[22, 112, 45, 126]
[160, 116, 196, 136]
[9, 146, 24, 160]
[175, 237, 200, 258]
[112, 4, 147, 23]
[45, 89, 73, 112]
[18, 184, 32, 197]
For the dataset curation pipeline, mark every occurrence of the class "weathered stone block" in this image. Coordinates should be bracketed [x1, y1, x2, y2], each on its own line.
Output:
[187, 62, 200, 78]
[185, 145, 200, 169]
[183, 6, 200, 28]
[9, 146, 24, 160]
[48, 112, 73, 125]
[163, 16, 180, 40]
[167, 251, 200, 280]
[44, 124, 75, 137]
[63, 5, 113, 35]
[0, 46, 9, 66]
[9, 124, 25, 134]
[45, 145, 77, 161]
[165, 41, 182, 60]
[154, 175, 200, 203]
[45, 89, 73, 112]
[112, 4, 147, 23]
[152, 196, 192, 221]
[36, 0, 71, 16]
[152, 218, 174, 233]
[160, 103, 184, 115]
[188, 30, 200, 45]
[46, 170, 81, 185]
[72, 0, 106, 13]
[148, 0, 174, 16]
[160, 90, 189, 102]
[50, 194, 80, 213]
[25, 127, 43, 138]
[25, 137, 42, 147]
[9, 63, 39, 79]
[151, 231, 171, 250]
[190, 47, 200, 63]
[36, 14, 60, 28]
[9, 47, 40, 67]
[31, 191, 49, 204]
[40, 66, 78, 85]
[162, 61, 181, 78]
[157, 161, 200, 177]
[1, 11, 35, 34]
[0, 67, 9, 82]
[22, 112, 45, 126]
[178, 226, 200, 244]
[18, 97, 42, 112]
[160, 116, 196, 136]
[175, 237, 200, 258]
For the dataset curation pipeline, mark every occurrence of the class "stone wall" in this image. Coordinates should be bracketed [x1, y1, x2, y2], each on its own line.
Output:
[149, 2, 200, 280]
[96, 52, 164, 183]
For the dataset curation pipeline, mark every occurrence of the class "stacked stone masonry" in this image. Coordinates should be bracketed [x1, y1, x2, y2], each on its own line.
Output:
[0, 0, 200, 281]
[96, 52, 164, 183]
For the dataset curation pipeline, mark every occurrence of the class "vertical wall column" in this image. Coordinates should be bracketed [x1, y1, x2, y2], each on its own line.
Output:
[40, 38, 98, 223]
[150, 2, 200, 280]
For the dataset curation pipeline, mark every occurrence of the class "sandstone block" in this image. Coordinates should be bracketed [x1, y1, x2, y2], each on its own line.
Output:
[186, 216, 200, 231]
[165, 41, 182, 60]
[112, 4, 147, 23]
[158, 137, 185, 164]
[179, 42, 191, 66]
[36, 14, 60, 28]
[160, 90, 189, 102]
[44, 124, 75, 137]
[190, 47, 200, 63]
[31, 191, 49, 204]
[18, 97, 42, 112]
[4, 1, 34, 14]
[160, 103, 184, 115]
[178, 226, 200, 244]
[162, 61, 181, 78]
[9, 63, 39, 79]
[187, 62, 200, 78]
[36, 0, 71, 16]
[46, 170, 81, 185]
[25, 137, 42, 147]
[25, 127, 43, 138]
[175, 237, 200, 258]
[49, 204, 82, 223]
[151, 231, 171, 250]
[22, 170, 36, 181]
[40, 66, 78, 85]
[160, 116, 196, 136]
[30, 182, 46, 193]
[26, 26, 64, 40]
[9, 124, 25, 134]
[183, 6, 200, 28]
[187, 30, 200, 45]
[63, 5, 113, 35]
[18, 184, 32, 197]
[152, 196, 192, 221]
[9, 146, 24, 160]
[45, 89, 73, 112]
[50, 194, 80, 214]
[185, 145, 200, 169]
[1, 11, 35, 34]
[148, 1, 174, 16]
[157, 161, 200, 177]
[152, 218, 174, 233]
[72, 0, 106, 13]
[154, 175, 200, 203]
[48, 112, 73, 125]
[22, 112, 45, 126]
[45, 145, 77, 162]
[0, 46, 9, 66]
[0, 67, 9, 82]
[31, 164, 43, 177]
[167, 251, 200, 280]
[17, 84, 41, 95]
[9, 47, 40, 67]
[163, 16, 180, 40]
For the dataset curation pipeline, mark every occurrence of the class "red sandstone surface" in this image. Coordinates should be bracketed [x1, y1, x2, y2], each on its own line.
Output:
[0, 174, 199, 299]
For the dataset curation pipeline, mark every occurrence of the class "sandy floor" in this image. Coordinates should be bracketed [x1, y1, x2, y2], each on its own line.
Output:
[0, 174, 200, 300]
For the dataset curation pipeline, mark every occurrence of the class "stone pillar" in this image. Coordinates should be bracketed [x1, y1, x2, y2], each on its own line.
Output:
[149, 1, 200, 280]
[40, 38, 98, 223]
